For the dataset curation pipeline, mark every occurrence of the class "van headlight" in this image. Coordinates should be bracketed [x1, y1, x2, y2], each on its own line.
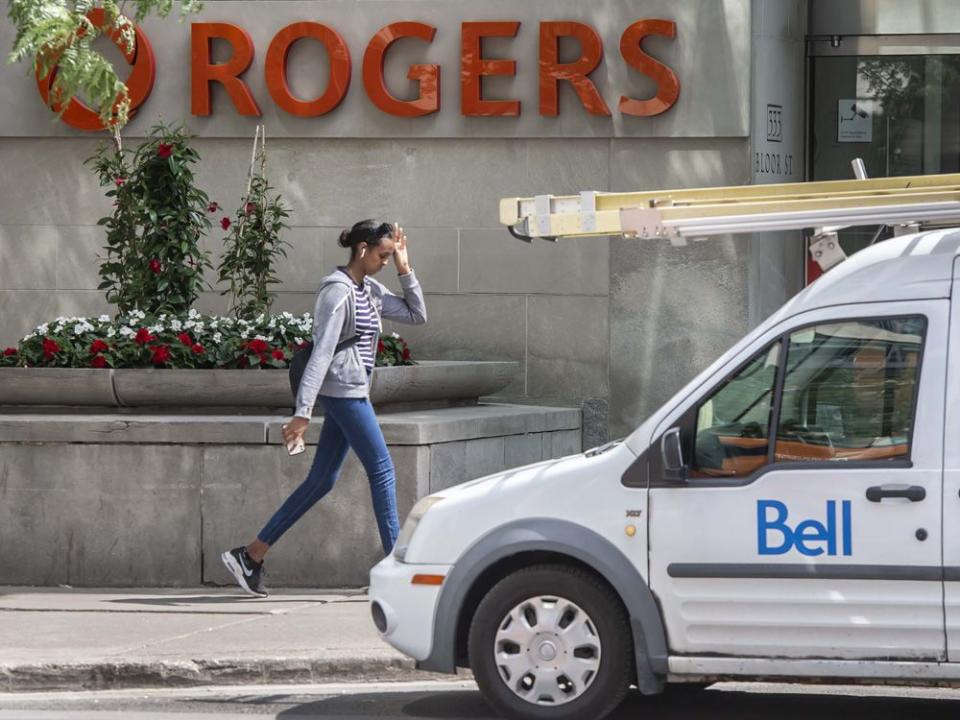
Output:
[393, 495, 445, 562]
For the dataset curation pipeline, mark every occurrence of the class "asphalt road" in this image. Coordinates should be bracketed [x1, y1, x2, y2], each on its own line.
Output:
[2, 680, 960, 719]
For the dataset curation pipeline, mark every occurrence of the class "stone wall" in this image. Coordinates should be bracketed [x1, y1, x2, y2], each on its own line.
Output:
[0, 0, 811, 441]
[0, 404, 580, 587]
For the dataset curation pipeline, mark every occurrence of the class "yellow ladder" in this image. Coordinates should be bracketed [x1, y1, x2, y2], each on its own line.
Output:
[499, 172, 960, 271]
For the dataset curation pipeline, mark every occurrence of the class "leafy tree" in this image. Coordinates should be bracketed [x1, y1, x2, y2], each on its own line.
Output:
[6, 0, 202, 128]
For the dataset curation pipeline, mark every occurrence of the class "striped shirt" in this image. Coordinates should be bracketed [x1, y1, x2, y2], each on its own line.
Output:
[340, 270, 378, 371]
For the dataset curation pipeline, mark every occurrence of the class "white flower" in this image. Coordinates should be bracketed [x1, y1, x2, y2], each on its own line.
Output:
[209, 320, 219, 330]
[37, 323, 49, 334]
[254, 334, 269, 341]
[119, 326, 136, 338]
[391, 332, 400, 339]
[170, 319, 183, 332]
[73, 324, 87, 336]
[294, 337, 304, 345]
[148, 324, 164, 334]
[240, 330, 250, 339]
[188, 309, 200, 319]
[106, 327, 116, 338]
[98, 315, 111, 323]
[212, 332, 223, 343]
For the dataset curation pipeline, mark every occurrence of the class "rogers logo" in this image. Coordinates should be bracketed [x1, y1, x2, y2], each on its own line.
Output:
[36, 12, 680, 132]
[35, 9, 156, 132]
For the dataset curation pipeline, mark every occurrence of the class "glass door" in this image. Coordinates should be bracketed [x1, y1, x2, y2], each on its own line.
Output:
[808, 37, 960, 282]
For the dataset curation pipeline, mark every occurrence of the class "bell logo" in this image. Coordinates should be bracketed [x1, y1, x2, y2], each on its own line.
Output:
[757, 499, 853, 557]
[35, 9, 156, 132]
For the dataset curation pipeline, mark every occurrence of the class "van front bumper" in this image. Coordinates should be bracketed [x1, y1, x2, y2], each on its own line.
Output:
[369, 555, 452, 662]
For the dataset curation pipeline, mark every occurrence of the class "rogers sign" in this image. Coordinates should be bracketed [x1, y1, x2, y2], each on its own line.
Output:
[40, 11, 680, 131]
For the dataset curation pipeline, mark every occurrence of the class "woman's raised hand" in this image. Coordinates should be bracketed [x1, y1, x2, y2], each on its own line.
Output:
[392, 224, 411, 274]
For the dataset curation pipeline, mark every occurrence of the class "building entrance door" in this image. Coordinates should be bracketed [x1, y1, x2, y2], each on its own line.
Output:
[808, 35, 960, 282]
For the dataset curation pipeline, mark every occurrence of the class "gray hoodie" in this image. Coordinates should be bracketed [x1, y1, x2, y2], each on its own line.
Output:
[294, 269, 427, 418]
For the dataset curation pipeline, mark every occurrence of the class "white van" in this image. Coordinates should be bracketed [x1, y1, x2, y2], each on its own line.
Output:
[370, 228, 960, 720]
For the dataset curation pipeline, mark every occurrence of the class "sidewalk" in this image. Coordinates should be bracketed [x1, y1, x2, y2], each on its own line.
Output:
[0, 586, 444, 693]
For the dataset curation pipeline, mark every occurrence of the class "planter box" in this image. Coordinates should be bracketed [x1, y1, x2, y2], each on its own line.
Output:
[0, 361, 519, 409]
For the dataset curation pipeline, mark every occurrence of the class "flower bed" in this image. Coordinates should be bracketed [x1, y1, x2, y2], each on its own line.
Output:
[1, 310, 414, 370]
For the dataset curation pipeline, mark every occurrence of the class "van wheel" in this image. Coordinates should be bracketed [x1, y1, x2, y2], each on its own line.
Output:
[468, 564, 633, 720]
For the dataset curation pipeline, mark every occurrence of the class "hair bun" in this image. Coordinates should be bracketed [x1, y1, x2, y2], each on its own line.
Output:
[337, 229, 352, 248]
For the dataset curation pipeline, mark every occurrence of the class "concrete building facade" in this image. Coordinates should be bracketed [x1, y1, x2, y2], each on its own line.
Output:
[6, 0, 943, 441]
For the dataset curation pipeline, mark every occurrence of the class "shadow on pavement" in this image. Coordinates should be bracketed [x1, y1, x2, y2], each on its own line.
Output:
[106, 596, 322, 606]
[277, 690, 495, 718]
[275, 686, 960, 719]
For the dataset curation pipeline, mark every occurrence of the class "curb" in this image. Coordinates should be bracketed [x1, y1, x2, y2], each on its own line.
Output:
[0, 654, 445, 693]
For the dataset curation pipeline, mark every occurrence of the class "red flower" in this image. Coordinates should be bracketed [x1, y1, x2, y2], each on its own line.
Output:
[221, 217, 232, 231]
[271, 349, 285, 361]
[207, 201, 219, 213]
[246, 339, 269, 354]
[245, 201, 256, 215]
[42, 338, 61, 360]
[149, 258, 162, 274]
[135, 328, 155, 346]
[114, 176, 125, 187]
[90, 354, 108, 368]
[3, 347, 16, 357]
[191, 343, 205, 355]
[178, 332, 193, 347]
[90, 339, 109, 354]
[157, 143, 174, 159]
[151, 344, 171, 365]
[377, 340, 385, 354]
[402, 346, 411, 360]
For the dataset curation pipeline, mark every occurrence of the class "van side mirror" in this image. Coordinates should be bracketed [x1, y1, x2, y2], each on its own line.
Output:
[661, 427, 688, 483]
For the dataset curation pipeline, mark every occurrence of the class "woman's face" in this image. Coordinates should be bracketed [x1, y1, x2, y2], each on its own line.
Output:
[359, 236, 395, 275]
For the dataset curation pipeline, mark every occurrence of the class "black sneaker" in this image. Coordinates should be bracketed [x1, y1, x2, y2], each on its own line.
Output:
[221, 546, 268, 598]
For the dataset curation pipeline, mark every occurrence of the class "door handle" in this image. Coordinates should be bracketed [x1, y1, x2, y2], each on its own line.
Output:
[866, 485, 926, 502]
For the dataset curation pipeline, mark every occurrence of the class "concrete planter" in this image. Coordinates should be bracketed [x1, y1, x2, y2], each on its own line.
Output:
[0, 360, 518, 409]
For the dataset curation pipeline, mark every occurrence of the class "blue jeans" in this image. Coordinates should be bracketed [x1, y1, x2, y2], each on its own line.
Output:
[257, 396, 400, 555]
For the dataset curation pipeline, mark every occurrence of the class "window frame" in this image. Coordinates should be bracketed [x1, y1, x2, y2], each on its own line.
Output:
[629, 313, 927, 490]
[688, 340, 784, 479]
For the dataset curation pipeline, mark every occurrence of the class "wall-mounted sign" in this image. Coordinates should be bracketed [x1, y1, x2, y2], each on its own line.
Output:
[36, 12, 682, 132]
[766, 104, 782, 142]
[838, 98, 873, 143]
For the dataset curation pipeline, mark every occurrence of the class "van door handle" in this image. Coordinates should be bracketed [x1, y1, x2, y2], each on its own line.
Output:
[866, 485, 926, 502]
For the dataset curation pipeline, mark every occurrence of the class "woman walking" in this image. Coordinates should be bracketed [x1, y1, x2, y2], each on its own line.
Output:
[222, 220, 427, 597]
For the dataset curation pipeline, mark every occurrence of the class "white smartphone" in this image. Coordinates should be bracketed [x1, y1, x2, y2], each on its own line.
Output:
[282, 424, 306, 456]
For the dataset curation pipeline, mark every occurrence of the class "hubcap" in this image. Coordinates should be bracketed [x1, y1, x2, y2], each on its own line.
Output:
[493, 595, 602, 706]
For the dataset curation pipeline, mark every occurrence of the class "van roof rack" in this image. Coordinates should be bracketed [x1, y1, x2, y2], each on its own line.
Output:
[499, 165, 960, 271]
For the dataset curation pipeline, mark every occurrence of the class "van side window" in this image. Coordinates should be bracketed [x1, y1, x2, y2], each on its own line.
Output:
[775, 317, 925, 463]
[692, 343, 781, 478]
